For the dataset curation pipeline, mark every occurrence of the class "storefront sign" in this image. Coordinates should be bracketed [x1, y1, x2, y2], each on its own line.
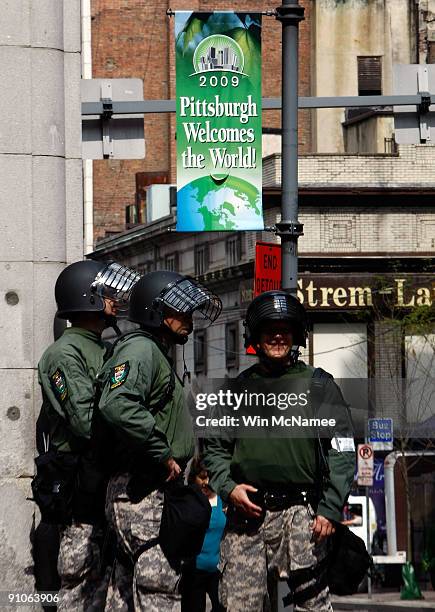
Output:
[246, 251, 434, 309]
[297, 276, 434, 309]
[175, 11, 264, 231]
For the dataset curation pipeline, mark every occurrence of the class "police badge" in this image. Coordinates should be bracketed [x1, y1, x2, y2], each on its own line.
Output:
[50, 368, 68, 402]
[110, 362, 130, 390]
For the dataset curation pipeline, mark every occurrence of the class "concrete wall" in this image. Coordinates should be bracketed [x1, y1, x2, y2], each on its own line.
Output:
[343, 115, 395, 153]
[0, 0, 82, 593]
[312, 0, 416, 152]
[264, 144, 435, 188]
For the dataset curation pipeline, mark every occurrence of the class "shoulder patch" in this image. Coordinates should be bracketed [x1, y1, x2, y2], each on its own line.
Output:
[50, 368, 68, 402]
[110, 362, 130, 390]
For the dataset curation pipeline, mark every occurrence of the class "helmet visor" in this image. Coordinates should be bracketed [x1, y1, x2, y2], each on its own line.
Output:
[159, 277, 222, 325]
[91, 262, 141, 313]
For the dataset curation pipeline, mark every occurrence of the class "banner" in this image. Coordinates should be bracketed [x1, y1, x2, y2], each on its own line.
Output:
[175, 12, 264, 231]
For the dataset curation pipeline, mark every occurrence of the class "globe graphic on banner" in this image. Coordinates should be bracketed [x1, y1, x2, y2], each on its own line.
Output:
[177, 174, 262, 231]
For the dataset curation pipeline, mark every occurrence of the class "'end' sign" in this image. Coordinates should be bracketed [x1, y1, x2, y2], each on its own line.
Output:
[247, 242, 282, 355]
[255, 242, 281, 296]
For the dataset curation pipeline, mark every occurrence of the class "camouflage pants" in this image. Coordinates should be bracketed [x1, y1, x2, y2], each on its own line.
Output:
[219, 505, 332, 612]
[57, 522, 106, 611]
[104, 473, 181, 612]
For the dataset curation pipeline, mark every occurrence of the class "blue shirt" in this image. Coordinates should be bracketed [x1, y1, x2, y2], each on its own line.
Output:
[196, 496, 226, 572]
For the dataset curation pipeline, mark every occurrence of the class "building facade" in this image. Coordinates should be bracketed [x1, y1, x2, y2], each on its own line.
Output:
[91, 144, 435, 382]
[90, 0, 435, 242]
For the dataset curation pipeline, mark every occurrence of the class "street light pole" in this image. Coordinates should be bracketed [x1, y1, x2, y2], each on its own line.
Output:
[274, 10, 306, 609]
[276, 1, 305, 295]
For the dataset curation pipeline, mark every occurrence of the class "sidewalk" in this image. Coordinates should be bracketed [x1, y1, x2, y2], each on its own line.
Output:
[332, 591, 435, 611]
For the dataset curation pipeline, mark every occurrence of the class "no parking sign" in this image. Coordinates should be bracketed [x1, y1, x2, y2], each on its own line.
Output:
[357, 443, 374, 487]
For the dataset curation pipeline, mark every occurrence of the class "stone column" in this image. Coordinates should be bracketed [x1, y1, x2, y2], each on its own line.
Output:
[0, 0, 82, 591]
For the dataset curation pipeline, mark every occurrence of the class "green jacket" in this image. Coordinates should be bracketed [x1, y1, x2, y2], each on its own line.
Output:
[204, 361, 356, 523]
[97, 331, 195, 475]
[38, 327, 106, 453]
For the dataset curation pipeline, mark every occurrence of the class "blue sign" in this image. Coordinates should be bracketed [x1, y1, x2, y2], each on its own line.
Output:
[368, 418, 393, 450]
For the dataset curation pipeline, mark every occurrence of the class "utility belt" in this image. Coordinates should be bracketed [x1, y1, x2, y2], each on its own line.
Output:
[227, 485, 319, 534]
[250, 485, 319, 512]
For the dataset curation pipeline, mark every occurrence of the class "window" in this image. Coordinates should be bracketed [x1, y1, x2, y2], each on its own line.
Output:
[165, 253, 178, 272]
[225, 322, 239, 370]
[357, 56, 382, 96]
[226, 234, 242, 267]
[195, 244, 209, 276]
[312, 323, 367, 378]
[194, 330, 207, 374]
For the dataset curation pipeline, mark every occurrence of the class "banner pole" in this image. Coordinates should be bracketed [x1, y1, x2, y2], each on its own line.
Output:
[276, 1, 304, 295]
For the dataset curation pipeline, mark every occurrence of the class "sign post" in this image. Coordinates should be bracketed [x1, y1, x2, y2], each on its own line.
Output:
[358, 441, 374, 598]
[275, 2, 305, 294]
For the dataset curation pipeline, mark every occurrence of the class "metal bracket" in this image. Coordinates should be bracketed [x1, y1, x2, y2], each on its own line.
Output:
[100, 81, 114, 158]
[419, 91, 431, 114]
[166, 8, 277, 17]
[274, 221, 304, 237]
[418, 67, 431, 142]
[81, 94, 435, 116]
[275, 3, 305, 23]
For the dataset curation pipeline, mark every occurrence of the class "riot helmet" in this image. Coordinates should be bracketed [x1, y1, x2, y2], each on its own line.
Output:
[128, 271, 222, 343]
[55, 260, 140, 319]
[244, 290, 308, 348]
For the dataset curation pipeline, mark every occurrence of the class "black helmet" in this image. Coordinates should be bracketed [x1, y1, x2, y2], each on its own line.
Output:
[128, 271, 222, 329]
[244, 290, 308, 348]
[55, 260, 140, 319]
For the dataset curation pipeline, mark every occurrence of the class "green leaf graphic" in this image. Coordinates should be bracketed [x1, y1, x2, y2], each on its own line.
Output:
[176, 14, 209, 56]
[227, 27, 261, 79]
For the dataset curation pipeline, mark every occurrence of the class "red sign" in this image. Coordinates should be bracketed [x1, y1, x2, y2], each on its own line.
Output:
[246, 242, 282, 355]
[254, 242, 282, 296]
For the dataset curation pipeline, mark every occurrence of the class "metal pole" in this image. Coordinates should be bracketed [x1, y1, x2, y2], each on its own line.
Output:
[366, 483, 372, 597]
[274, 6, 305, 610]
[276, 1, 305, 295]
[366, 431, 372, 598]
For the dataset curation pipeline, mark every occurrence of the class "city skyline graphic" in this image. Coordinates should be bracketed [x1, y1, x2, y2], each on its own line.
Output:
[193, 34, 245, 75]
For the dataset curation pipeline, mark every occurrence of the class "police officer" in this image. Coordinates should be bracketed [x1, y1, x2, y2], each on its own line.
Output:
[97, 271, 222, 611]
[204, 291, 356, 611]
[37, 260, 140, 611]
